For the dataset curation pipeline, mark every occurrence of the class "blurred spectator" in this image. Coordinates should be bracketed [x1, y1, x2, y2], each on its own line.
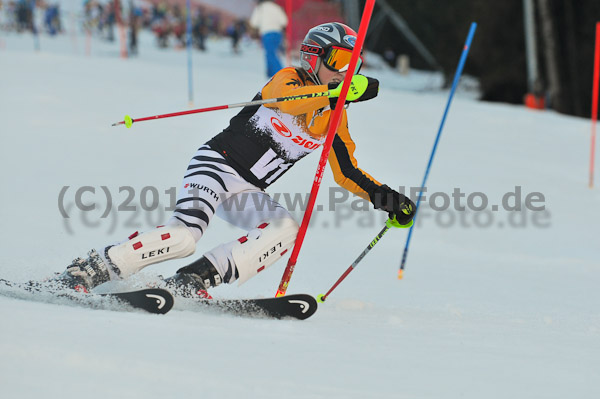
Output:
[0, 1, 14, 31]
[44, 3, 60, 35]
[227, 19, 245, 54]
[249, 0, 288, 77]
[128, 0, 141, 55]
[105, 1, 116, 42]
[151, 2, 170, 48]
[85, 2, 105, 35]
[170, 4, 185, 48]
[16, 0, 32, 32]
[192, 8, 208, 51]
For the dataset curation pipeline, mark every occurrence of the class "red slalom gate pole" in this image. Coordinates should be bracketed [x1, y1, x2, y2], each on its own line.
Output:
[275, 0, 377, 298]
[285, 0, 292, 67]
[590, 22, 600, 188]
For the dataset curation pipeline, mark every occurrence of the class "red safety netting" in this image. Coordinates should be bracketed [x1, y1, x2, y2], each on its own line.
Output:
[276, 0, 345, 52]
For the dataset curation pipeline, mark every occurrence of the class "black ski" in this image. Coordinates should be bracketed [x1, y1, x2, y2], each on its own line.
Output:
[1, 278, 314, 318]
[0, 278, 174, 315]
[99, 288, 174, 314]
[191, 294, 318, 320]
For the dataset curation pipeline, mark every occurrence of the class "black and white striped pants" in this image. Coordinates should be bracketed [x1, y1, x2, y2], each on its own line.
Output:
[167, 145, 293, 242]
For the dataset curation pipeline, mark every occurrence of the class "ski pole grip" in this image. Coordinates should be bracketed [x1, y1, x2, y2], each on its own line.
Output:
[386, 217, 413, 229]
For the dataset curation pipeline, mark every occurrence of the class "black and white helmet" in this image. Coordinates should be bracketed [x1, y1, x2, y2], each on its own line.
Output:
[300, 22, 359, 84]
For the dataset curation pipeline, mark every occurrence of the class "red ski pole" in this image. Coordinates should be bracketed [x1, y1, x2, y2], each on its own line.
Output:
[275, 0, 376, 297]
[111, 90, 331, 128]
[317, 217, 411, 303]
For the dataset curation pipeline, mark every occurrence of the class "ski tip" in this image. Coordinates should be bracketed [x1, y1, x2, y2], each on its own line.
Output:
[397, 269, 404, 280]
[124, 115, 133, 128]
[317, 294, 326, 303]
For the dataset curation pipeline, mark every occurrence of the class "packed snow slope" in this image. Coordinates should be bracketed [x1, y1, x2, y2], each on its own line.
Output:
[1, 28, 599, 399]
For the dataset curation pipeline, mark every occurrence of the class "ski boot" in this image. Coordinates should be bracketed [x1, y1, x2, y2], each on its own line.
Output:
[163, 257, 223, 298]
[54, 249, 112, 292]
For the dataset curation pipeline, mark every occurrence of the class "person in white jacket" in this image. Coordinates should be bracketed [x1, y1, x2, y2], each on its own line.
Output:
[249, 0, 288, 77]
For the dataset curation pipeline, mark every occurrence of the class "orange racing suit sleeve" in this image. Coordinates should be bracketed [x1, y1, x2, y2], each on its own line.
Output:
[328, 112, 383, 201]
[262, 67, 330, 116]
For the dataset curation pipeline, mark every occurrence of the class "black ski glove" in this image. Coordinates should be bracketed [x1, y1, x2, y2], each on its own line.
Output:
[328, 76, 379, 108]
[370, 184, 416, 225]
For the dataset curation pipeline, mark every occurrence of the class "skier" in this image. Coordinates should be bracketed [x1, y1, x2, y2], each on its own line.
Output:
[56, 22, 416, 297]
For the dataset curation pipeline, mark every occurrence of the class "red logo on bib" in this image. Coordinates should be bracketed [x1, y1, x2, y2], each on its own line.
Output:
[271, 117, 292, 138]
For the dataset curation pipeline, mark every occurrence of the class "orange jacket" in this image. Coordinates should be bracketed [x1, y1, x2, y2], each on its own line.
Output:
[262, 67, 382, 200]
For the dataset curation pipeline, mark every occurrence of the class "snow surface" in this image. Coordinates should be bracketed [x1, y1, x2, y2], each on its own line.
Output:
[1, 24, 600, 399]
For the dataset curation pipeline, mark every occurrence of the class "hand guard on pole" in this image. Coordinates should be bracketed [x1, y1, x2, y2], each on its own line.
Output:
[328, 75, 379, 108]
[371, 184, 416, 227]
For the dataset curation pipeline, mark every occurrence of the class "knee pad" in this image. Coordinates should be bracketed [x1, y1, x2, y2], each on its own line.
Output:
[231, 218, 299, 285]
[106, 225, 196, 279]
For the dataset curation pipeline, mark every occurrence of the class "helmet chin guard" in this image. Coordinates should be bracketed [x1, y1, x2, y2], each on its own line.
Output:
[300, 49, 322, 84]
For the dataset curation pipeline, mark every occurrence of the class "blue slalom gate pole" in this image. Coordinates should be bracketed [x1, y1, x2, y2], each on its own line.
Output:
[186, 0, 193, 106]
[398, 22, 477, 279]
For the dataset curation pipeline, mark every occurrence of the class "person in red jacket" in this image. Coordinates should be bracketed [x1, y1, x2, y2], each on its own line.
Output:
[56, 22, 416, 296]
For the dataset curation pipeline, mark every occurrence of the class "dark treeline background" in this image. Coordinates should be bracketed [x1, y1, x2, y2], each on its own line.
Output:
[360, 0, 600, 118]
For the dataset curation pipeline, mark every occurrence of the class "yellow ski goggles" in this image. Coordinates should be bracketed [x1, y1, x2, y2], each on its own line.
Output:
[323, 46, 363, 74]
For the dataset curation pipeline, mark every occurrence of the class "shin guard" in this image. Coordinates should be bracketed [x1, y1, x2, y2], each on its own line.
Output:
[231, 218, 299, 285]
[106, 225, 196, 279]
